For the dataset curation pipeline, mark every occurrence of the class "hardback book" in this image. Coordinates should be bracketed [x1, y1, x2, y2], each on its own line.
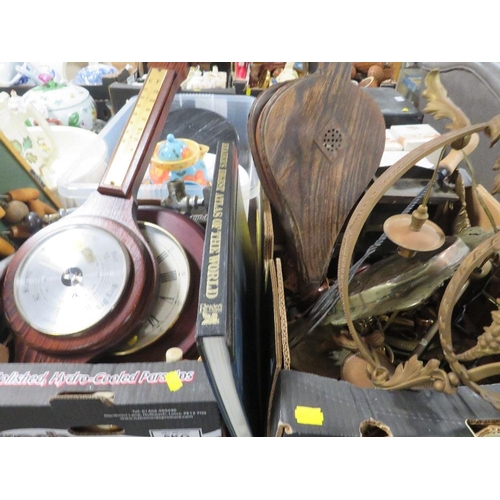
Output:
[195, 140, 262, 437]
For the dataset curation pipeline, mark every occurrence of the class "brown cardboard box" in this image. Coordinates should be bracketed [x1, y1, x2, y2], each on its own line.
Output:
[265, 157, 500, 437]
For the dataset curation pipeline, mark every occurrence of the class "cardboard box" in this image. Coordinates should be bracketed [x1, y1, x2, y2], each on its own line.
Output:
[0, 89, 261, 438]
[266, 249, 500, 437]
[0, 87, 251, 439]
[265, 168, 500, 437]
[1, 256, 221, 437]
[270, 369, 500, 437]
[0, 360, 222, 437]
[0, 259, 221, 437]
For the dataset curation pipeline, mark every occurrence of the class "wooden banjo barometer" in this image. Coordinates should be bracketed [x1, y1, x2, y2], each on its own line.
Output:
[2, 63, 188, 363]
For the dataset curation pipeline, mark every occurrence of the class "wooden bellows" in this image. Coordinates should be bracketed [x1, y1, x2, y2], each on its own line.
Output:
[249, 62, 386, 304]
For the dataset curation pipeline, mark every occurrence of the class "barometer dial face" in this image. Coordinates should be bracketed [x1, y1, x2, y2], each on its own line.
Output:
[112, 221, 191, 355]
[13, 224, 130, 336]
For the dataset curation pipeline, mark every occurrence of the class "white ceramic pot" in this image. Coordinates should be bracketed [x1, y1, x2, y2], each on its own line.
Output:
[22, 81, 97, 130]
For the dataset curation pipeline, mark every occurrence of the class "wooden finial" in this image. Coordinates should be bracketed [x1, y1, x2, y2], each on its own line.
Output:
[165, 347, 183, 363]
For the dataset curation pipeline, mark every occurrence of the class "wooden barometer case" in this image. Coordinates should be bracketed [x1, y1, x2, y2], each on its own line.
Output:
[2, 64, 187, 363]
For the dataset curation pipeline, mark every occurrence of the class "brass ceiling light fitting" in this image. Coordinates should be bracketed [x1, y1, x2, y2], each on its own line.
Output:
[337, 123, 495, 394]
[383, 146, 447, 258]
[383, 204, 445, 258]
[332, 69, 500, 406]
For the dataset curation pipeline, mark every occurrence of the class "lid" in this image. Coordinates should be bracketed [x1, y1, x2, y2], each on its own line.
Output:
[157, 134, 191, 162]
[24, 81, 90, 111]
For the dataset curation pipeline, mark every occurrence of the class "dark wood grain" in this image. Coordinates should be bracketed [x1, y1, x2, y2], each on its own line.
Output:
[250, 80, 297, 210]
[254, 62, 386, 302]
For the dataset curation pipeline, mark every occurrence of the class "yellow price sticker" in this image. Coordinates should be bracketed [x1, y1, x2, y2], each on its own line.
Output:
[295, 406, 324, 426]
[402, 107, 409, 112]
[165, 371, 183, 392]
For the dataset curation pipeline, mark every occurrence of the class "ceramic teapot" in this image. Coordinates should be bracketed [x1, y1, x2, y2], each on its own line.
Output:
[22, 80, 97, 130]
[149, 134, 210, 196]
